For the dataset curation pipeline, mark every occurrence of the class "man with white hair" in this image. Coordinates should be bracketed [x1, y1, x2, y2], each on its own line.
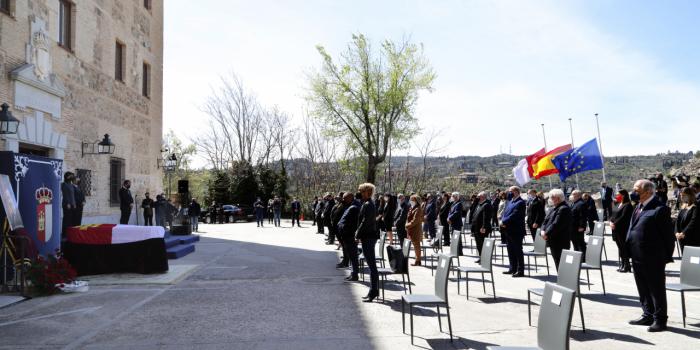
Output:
[541, 189, 572, 270]
[570, 190, 588, 259]
[447, 192, 464, 238]
[626, 179, 674, 332]
[470, 191, 492, 262]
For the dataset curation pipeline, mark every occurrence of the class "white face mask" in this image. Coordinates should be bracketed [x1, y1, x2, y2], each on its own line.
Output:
[449, 198, 455, 203]
[547, 199, 554, 207]
[410, 201, 417, 208]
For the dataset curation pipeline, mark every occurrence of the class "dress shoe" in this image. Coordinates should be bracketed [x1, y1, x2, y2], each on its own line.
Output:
[325, 242, 335, 245]
[362, 290, 379, 302]
[502, 270, 516, 275]
[512, 272, 525, 278]
[647, 321, 667, 332]
[629, 316, 654, 326]
[336, 263, 348, 268]
[344, 275, 359, 282]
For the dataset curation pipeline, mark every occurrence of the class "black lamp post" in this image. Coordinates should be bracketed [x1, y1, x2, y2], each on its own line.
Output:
[157, 152, 178, 198]
[0, 103, 20, 135]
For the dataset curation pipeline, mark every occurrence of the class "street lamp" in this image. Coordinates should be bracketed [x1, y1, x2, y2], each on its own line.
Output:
[157, 152, 178, 198]
[82, 134, 116, 157]
[0, 103, 20, 135]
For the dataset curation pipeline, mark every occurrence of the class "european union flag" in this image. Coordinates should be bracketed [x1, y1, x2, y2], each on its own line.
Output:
[552, 138, 604, 182]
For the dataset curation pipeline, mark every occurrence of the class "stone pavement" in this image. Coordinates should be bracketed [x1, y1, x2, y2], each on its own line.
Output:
[0, 221, 698, 349]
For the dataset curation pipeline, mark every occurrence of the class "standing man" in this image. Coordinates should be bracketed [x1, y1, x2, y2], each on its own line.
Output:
[626, 179, 674, 332]
[654, 173, 669, 205]
[424, 193, 438, 242]
[315, 195, 325, 234]
[439, 192, 451, 246]
[72, 175, 85, 226]
[470, 191, 492, 263]
[189, 198, 201, 232]
[394, 194, 410, 247]
[600, 182, 614, 220]
[61, 172, 76, 238]
[541, 189, 572, 270]
[323, 193, 336, 242]
[492, 189, 502, 228]
[500, 186, 526, 277]
[272, 196, 282, 227]
[330, 192, 348, 248]
[356, 183, 378, 302]
[311, 196, 318, 226]
[447, 192, 464, 245]
[141, 192, 154, 226]
[254, 197, 265, 227]
[118, 180, 133, 225]
[338, 192, 361, 278]
[570, 190, 588, 259]
[291, 197, 302, 227]
[526, 189, 545, 242]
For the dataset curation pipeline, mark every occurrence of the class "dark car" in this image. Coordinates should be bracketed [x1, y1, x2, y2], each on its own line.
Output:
[223, 204, 255, 223]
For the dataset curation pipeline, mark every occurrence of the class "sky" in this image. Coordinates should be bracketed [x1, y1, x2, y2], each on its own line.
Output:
[163, 0, 700, 166]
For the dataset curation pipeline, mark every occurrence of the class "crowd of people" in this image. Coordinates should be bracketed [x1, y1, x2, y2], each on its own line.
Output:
[301, 173, 698, 331]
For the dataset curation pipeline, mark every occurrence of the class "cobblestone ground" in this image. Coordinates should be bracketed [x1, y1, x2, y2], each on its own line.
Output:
[0, 221, 698, 349]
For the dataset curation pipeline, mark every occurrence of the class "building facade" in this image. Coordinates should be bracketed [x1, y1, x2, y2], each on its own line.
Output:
[0, 0, 163, 223]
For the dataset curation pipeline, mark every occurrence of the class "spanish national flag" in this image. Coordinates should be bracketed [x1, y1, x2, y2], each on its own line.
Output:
[532, 144, 572, 179]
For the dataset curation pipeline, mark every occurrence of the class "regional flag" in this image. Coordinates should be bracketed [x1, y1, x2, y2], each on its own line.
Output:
[513, 158, 531, 186]
[552, 138, 604, 182]
[532, 144, 572, 179]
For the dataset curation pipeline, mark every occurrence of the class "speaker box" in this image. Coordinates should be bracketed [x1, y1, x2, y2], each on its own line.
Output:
[178, 180, 189, 194]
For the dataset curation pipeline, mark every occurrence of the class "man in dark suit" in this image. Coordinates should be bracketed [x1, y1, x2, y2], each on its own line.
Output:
[570, 190, 588, 259]
[626, 179, 674, 332]
[424, 193, 438, 240]
[439, 193, 451, 246]
[470, 191, 492, 262]
[501, 186, 526, 277]
[394, 194, 409, 247]
[336, 192, 358, 271]
[291, 197, 302, 227]
[653, 173, 669, 205]
[600, 182, 614, 220]
[315, 195, 325, 234]
[526, 189, 545, 242]
[118, 180, 133, 224]
[541, 189, 572, 270]
[492, 189, 501, 228]
[328, 193, 345, 245]
[323, 193, 336, 242]
[61, 172, 76, 238]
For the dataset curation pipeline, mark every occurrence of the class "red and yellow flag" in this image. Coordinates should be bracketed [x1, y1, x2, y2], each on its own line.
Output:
[532, 144, 572, 179]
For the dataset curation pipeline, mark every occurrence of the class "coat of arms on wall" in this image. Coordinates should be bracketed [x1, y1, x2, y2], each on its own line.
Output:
[28, 17, 52, 81]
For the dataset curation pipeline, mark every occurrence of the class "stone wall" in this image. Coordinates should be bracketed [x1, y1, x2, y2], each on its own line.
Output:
[0, 0, 163, 223]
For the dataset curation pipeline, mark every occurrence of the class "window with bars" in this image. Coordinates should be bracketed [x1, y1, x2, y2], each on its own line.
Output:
[76, 169, 92, 197]
[109, 158, 125, 206]
[115, 41, 125, 82]
[58, 0, 72, 50]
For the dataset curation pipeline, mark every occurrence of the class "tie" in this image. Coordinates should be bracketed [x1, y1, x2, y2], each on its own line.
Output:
[634, 204, 643, 221]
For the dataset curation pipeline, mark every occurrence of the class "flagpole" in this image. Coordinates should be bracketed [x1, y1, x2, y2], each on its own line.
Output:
[540, 123, 553, 189]
[594, 113, 606, 183]
[568, 118, 580, 189]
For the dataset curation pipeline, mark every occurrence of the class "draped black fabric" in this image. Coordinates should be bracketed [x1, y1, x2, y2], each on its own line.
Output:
[64, 238, 168, 276]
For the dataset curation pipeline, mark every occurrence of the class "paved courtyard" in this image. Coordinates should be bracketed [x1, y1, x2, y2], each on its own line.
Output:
[0, 221, 698, 349]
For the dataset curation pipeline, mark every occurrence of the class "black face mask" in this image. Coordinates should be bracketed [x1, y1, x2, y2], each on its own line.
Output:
[630, 191, 641, 203]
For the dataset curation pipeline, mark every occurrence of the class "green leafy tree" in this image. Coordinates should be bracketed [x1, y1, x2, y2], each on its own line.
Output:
[208, 170, 232, 206]
[308, 34, 436, 183]
[230, 161, 258, 206]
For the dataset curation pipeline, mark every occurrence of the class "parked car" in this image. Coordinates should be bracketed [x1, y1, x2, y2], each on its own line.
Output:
[223, 204, 255, 223]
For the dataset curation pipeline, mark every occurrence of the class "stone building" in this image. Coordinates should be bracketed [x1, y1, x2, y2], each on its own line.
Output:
[0, 0, 163, 223]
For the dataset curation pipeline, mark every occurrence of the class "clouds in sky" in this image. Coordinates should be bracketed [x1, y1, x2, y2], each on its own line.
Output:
[164, 0, 700, 164]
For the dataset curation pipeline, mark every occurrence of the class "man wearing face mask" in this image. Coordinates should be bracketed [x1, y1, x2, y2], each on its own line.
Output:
[470, 192, 492, 262]
[500, 186, 526, 277]
[526, 189, 545, 242]
[626, 179, 674, 332]
[541, 189, 572, 270]
[569, 190, 588, 260]
[424, 193, 438, 242]
[448, 192, 464, 242]
[394, 194, 410, 247]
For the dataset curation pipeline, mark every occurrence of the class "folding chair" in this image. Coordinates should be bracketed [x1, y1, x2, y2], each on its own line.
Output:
[402, 253, 453, 344]
[456, 238, 496, 300]
[377, 239, 413, 300]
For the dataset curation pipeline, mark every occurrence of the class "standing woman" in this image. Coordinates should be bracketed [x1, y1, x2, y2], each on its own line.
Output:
[376, 195, 386, 236]
[675, 187, 700, 254]
[405, 195, 424, 266]
[382, 193, 397, 245]
[610, 190, 633, 272]
[356, 183, 379, 302]
[439, 192, 451, 246]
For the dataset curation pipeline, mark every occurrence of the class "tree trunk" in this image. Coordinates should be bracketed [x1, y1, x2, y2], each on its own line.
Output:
[366, 156, 378, 184]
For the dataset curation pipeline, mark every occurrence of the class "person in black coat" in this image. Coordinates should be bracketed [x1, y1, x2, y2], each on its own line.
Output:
[323, 194, 336, 241]
[438, 192, 451, 245]
[394, 194, 410, 247]
[626, 179, 675, 332]
[118, 180, 133, 225]
[611, 190, 633, 272]
[73, 176, 85, 226]
[356, 183, 379, 302]
[541, 189, 572, 270]
[470, 192, 492, 261]
[188, 198, 201, 232]
[424, 193, 438, 240]
[600, 182, 614, 220]
[675, 187, 700, 253]
[501, 187, 526, 277]
[61, 172, 76, 238]
[468, 194, 479, 224]
[526, 189, 545, 242]
[315, 195, 326, 234]
[291, 197, 302, 227]
[570, 190, 588, 259]
[582, 193, 598, 234]
[328, 192, 345, 245]
[382, 193, 397, 244]
[141, 192, 154, 226]
[491, 189, 502, 228]
[336, 192, 358, 271]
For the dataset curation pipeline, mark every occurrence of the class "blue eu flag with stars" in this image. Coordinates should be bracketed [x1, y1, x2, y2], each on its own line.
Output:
[552, 138, 604, 182]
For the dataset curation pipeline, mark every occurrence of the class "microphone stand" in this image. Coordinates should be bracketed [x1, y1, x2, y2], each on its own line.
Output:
[134, 194, 139, 226]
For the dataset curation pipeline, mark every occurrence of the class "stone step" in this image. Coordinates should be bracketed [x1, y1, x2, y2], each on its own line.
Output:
[167, 243, 195, 259]
[177, 235, 200, 245]
[164, 236, 181, 249]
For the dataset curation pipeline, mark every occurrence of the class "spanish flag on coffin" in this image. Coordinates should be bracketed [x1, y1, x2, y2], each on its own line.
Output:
[66, 224, 165, 245]
[531, 144, 572, 179]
